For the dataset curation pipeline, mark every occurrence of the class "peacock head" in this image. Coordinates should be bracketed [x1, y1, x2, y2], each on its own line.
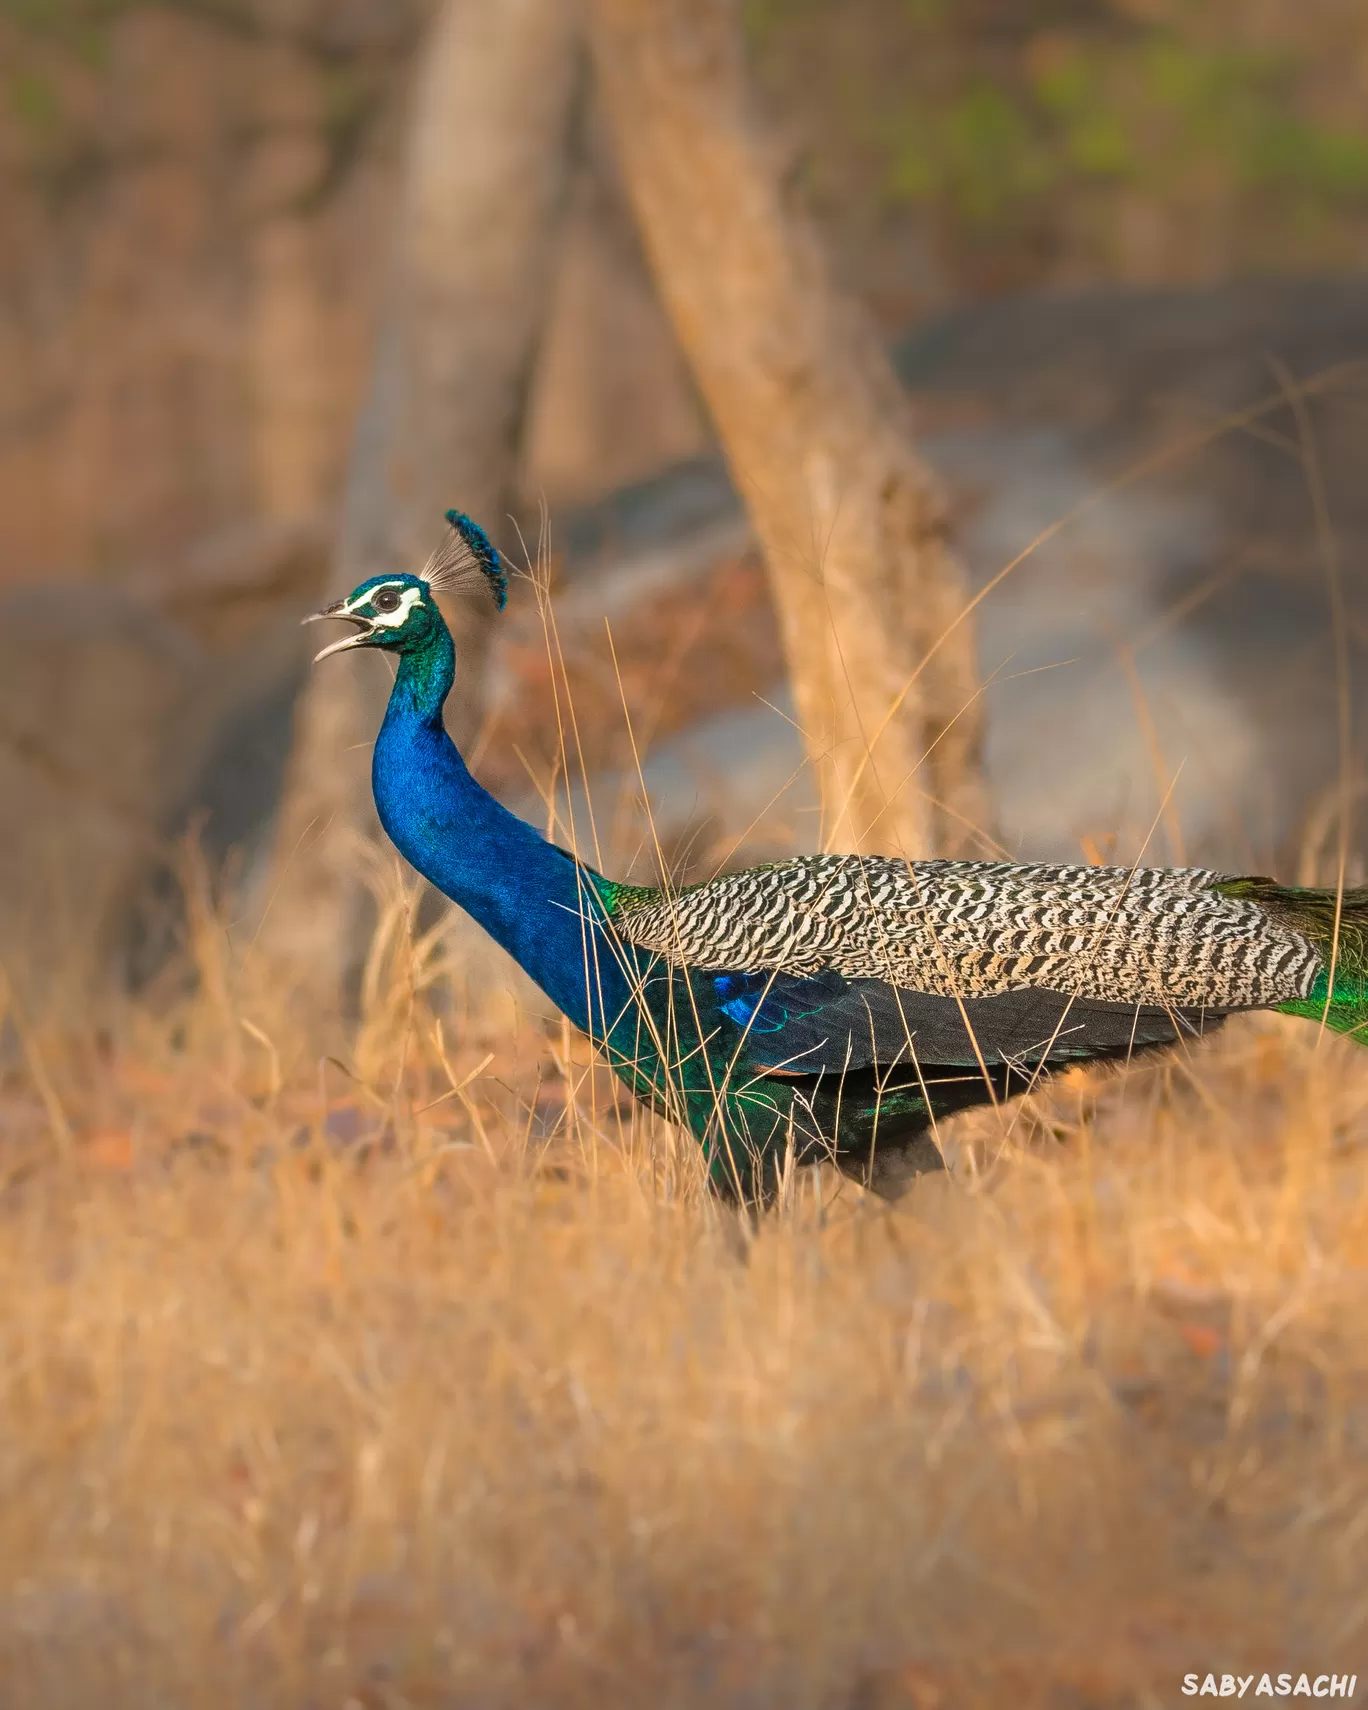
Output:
[307, 510, 507, 663]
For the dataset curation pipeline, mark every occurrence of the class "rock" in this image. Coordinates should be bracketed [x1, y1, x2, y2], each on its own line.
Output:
[532, 277, 1368, 877]
[0, 520, 328, 1010]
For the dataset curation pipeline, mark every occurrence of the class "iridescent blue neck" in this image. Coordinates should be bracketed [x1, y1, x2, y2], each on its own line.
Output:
[370, 632, 636, 1037]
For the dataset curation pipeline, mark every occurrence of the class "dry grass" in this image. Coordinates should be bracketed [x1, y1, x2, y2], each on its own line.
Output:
[0, 857, 1367, 1710]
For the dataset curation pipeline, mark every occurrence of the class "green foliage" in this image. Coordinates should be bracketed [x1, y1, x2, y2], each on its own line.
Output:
[1, 0, 139, 40]
[746, 0, 1368, 267]
[741, 0, 826, 35]
[4, 0, 408, 213]
[887, 83, 1053, 221]
[8, 66, 58, 138]
[4, 2, 142, 183]
[880, 30, 1368, 227]
[1, 0, 75, 25]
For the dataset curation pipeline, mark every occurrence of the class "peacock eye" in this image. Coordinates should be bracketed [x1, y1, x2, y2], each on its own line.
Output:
[373, 587, 402, 613]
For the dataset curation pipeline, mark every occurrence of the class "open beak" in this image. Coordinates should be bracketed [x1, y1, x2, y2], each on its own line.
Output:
[303, 601, 375, 663]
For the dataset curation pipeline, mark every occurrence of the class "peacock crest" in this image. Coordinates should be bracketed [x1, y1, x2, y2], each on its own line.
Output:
[420, 511, 508, 610]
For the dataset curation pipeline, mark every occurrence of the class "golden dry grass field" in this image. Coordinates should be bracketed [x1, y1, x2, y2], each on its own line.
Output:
[1, 845, 1367, 1710]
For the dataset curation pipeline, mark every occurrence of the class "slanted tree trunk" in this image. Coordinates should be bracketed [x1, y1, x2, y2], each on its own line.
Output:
[588, 0, 989, 857]
[261, 0, 583, 1000]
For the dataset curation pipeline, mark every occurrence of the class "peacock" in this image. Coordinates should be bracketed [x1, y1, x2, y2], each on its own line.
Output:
[308, 510, 1368, 1200]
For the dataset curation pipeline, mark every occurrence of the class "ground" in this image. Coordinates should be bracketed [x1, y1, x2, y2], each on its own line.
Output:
[1, 857, 1367, 1709]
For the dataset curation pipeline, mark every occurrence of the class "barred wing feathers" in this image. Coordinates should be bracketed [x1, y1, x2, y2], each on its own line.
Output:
[605, 859, 1323, 1076]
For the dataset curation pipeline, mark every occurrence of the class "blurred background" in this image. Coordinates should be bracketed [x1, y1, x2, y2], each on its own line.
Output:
[4, 0, 1368, 1006]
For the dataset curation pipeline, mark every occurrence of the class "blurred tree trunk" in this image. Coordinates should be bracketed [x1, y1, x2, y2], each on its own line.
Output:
[246, 26, 334, 529]
[588, 0, 989, 857]
[261, 0, 583, 1002]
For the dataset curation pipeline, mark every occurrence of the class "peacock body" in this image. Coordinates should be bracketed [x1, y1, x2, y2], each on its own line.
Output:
[309, 513, 1368, 1199]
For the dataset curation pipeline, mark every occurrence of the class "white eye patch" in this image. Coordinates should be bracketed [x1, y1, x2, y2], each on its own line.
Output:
[343, 582, 425, 629]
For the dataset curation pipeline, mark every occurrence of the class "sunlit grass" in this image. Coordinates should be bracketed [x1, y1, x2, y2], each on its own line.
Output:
[1, 840, 1367, 1708]
[4, 491, 1368, 1703]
